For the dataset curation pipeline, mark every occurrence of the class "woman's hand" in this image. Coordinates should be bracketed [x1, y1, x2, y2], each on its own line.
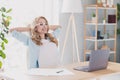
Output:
[49, 25, 61, 31]
[9, 28, 15, 33]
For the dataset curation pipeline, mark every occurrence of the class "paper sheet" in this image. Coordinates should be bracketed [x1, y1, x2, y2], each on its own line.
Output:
[27, 68, 74, 76]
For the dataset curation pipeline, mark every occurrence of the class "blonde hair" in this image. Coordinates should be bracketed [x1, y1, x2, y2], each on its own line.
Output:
[31, 16, 58, 46]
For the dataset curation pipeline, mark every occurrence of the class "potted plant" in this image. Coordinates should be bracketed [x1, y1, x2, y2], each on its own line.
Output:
[92, 12, 96, 23]
[102, 17, 106, 24]
[0, 7, 12, 71]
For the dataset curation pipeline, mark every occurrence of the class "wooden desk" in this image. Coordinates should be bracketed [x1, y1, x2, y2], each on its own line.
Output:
[2, 62, 120, 80]
[87, 72, 120, 80]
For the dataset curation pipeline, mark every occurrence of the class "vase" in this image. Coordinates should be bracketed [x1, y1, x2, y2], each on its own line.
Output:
[92, 17, 96, 23]
[103, 20, 106, 24]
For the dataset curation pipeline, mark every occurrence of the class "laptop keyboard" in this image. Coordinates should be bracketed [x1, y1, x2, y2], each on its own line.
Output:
[74, 66, 89, 72]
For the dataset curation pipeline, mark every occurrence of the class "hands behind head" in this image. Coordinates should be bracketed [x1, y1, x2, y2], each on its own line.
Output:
[49, 25, 61, 31]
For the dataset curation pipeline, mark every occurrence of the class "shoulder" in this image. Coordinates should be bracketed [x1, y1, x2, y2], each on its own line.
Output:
[48, 41, 57, 47]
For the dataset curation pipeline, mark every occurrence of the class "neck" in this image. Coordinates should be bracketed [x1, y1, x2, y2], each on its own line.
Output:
[40, 34, 45, 39]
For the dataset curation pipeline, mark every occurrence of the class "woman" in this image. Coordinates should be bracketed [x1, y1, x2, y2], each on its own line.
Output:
[10, 16, 61, 69]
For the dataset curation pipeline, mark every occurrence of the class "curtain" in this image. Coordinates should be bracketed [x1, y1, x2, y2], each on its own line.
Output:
[0, 0, 59, 69]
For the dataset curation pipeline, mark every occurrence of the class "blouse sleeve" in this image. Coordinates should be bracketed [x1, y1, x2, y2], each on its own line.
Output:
[11, 30, 30, 46]
[52, 28, 61, 38]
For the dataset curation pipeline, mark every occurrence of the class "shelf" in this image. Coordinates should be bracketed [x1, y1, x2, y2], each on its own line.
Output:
[85, 50, 115, 54]
[86, 5, 116, 10]
[86, 23, 116, 25]
[86, 7, 116, 10]
[84, 4, 117, 62]
[85, 38, 115, 41]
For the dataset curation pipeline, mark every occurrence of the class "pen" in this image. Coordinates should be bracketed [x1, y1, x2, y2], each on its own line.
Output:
[56, 70, 64, 73]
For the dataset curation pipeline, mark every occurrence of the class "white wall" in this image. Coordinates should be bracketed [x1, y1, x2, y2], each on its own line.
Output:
[59, 0, 120, 64]
[59, 0, 96, 64]
[0, 0, 59, 26]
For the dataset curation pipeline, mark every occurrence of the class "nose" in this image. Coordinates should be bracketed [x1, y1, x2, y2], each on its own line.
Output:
[42, 27, 44, 30]
[42, 26, 46, 30]
[43, 25, 45, 27]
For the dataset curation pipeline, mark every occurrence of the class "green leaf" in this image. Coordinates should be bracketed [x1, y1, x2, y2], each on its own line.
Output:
[0, 36, 4, 41]
[6, 8, 12, 13]
[92, 12, 96, 17]
[1, 33, 4, 38]
[1, 53, 6, 59]
[5, 27, 9, 30]
[1, 42, 5, 50]
[5, 21, 10, 27]
[0, 37, 8, 44]
[0, 7, 6, 12]
[6, 21, 10, 27]
[2, 18, 10, 27]
[7, 16, 12, 20]
[3, 29, 9, 34]
[0, 61, 2, 68]
[0, 50, 6, 59]
[2, 18, 6, 26]
[2, 13, 6, 17]
[117, 28, 120, 35]
[117, 3, 120, 21]
[3, 38, 8, 44]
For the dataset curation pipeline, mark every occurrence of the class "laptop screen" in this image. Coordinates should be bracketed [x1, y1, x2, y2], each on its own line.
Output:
[89, 50, 110, 71]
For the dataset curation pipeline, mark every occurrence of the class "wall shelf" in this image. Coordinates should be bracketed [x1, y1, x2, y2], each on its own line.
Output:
[84, 4, 117, 62]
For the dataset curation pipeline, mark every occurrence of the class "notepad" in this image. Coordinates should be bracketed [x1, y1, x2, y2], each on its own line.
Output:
[27, 68, 74, 76]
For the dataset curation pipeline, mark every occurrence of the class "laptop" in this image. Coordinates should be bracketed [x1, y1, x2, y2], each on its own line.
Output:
[74, 50, 110, 72]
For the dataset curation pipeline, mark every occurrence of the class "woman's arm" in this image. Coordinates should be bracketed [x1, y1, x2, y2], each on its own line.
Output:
[10, 26, 32, 46]
[50, 25, 61, 38]
[10, 25, 61, 32]
[49, 25, 61, 31]
[10, 27, 31, 32]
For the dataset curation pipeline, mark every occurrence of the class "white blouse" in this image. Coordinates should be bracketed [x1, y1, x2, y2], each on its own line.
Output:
[38, 39, 60, 67]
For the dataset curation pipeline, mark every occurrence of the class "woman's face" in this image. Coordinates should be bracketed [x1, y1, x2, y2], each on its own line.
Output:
[35, 18, 48, 34]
